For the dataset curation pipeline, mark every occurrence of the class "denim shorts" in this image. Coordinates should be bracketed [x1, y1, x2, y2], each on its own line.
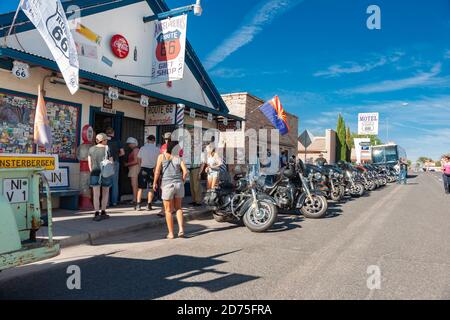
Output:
[90, 175, 113, 187]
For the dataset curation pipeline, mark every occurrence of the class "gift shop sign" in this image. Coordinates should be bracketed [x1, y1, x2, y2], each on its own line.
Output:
[145, 105, 176, 126]
[150, 15, 187, 84]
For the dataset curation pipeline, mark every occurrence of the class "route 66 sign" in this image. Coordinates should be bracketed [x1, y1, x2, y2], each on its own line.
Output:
[140, 95, 149, 107]
[12, 61, 30, 80]
[108, 87, 119, 100]
[46, 3, 71, 59]
[207, 113, 213, 122]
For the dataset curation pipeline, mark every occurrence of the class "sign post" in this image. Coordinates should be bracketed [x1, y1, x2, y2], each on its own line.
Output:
[299, 130, 314, 163]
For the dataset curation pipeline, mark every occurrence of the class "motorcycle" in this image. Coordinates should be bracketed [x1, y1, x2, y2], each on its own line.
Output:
[307, 164, 345, 202]
[336, 161, 365, 197]
[204, 173, 278, 232]
[258, 159, 328, 219]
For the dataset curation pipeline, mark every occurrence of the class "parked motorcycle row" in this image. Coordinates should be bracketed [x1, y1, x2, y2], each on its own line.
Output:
[204, 158, 399, 233]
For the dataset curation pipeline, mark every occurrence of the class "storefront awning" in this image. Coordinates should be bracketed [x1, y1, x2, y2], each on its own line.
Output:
[0, 47, 244, 122]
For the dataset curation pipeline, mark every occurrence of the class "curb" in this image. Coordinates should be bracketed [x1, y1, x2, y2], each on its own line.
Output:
[58, 208, 212, 248]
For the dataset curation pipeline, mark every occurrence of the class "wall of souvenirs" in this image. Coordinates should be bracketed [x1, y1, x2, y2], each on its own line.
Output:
[0, 90, 81, 162]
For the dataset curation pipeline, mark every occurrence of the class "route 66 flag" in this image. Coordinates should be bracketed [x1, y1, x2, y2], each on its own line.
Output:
[150, 15, 187, 84]
[21, 0, 79, 94]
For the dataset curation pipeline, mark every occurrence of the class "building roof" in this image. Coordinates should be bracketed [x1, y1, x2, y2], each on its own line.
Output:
[0, 0, 232, 117]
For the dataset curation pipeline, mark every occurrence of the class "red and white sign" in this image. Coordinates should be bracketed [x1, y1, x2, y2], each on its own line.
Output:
[110, 34, 129, 59]
[82, 124, 94, 144]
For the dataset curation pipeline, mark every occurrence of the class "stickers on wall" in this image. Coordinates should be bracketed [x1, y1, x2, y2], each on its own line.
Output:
[75, 42, 98, 59]
[76, 23, 102, 45]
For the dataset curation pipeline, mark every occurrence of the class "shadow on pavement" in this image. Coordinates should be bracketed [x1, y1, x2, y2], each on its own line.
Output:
[0, 250, 258, 300]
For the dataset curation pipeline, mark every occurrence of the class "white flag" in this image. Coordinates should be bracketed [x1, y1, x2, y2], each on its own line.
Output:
[21, 0, 79, 94]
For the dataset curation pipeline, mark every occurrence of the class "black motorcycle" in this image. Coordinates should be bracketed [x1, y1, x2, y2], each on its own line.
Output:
[258, 159, 328, 219]
[336, 161, 365, 197]
[309, 164, 346, 202]
[204, 173, 278, 232]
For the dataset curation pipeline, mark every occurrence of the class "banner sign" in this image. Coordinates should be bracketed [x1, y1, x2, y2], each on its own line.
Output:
[150, 15, 187, 84]
[354, 138, 371, 164]
[145, 105, 176, 126]
[358, 112, 379, 135]
[21, 0, 79, 94]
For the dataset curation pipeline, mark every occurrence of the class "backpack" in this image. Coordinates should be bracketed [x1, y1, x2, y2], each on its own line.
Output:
[100, 146, 115, 179]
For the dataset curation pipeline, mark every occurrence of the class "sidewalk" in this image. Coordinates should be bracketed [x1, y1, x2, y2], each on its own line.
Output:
[37, 197, 211, 248]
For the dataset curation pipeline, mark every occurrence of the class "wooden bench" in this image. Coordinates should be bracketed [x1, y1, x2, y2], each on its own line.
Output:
[41, 167, 80, 210]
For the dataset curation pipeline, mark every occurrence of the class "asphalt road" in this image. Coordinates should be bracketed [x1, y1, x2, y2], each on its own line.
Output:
[1, 172, 449, 300]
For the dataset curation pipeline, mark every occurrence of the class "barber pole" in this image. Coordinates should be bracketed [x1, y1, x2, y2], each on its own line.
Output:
[176, 104, 185, 127]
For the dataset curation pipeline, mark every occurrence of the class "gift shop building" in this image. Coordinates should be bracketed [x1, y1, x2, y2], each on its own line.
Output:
[0, 0, 241, 206]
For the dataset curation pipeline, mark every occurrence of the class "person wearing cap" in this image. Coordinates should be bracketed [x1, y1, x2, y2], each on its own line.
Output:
[136, 135, 159, 211]
[160, 132, 183, 157]
[88, 133, 113, 221]
[124, 137, 140, 208]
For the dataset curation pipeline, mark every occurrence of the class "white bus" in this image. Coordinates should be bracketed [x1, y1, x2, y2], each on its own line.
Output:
[371, 144, 407, 165]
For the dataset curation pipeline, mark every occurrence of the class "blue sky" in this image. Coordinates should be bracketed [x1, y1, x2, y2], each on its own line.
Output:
[1, 0, 449, 161]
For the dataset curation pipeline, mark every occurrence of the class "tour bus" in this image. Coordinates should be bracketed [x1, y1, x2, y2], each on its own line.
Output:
[371, 144, 407, 165]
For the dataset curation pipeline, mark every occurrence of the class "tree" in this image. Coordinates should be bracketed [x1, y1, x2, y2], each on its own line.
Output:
[336, 114, 347, 161]
[345, 126, 352, 161]
[417, 157, 432, 164]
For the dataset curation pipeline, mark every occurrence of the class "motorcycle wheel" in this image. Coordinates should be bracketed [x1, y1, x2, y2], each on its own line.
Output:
[351, 183, 365, 197]
[330, 186, 344, 201]
[242, 200, 278, 232]
[300, 194, 328, 219]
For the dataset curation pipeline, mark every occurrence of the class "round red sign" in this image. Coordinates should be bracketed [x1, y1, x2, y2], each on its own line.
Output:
[110, 34, 129, 59]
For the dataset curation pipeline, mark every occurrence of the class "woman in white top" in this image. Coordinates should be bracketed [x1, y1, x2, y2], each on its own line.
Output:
[205, 145, 223, 190]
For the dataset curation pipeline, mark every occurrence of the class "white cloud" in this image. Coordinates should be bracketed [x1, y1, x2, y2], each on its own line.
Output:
[210, 67, 289, 79]
[204, 0, 304, 70]
[342, 63, 449, 94]
[314, 51, 404, 78]
[445, 50, 450, 59]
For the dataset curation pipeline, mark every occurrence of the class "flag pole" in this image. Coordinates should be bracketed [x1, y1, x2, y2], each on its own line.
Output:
[2, 0, 24, 48]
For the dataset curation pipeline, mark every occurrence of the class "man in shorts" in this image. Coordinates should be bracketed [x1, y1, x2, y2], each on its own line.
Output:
[136, 135, 159, 211]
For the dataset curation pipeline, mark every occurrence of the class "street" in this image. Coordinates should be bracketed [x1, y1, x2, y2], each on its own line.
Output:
[1, 172, 449, 300]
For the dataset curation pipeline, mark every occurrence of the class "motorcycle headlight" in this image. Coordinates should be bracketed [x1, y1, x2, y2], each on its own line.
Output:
[334, 172, 340, 178]
[236, 179, 248, 191]
[314, 172, 322, 180]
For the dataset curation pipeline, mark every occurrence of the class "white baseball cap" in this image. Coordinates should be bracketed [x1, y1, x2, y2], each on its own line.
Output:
[126, 137, 138, 145]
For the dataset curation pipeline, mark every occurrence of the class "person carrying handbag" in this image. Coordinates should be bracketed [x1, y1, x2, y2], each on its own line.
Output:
[441, 155, 450, 194]
[88, 133, 114, 221]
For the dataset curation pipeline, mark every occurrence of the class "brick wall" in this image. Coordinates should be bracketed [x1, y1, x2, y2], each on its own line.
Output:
[222, 93, 299, 158]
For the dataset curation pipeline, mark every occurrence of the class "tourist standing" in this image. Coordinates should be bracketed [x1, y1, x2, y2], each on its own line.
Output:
[106, 127, 124, 206]
[441, 156, 450, 194]
[88, 133, 113, 221]
[136, 135, 159, 211]
[153, 141, 188, 239]
[124, 137, 140, 208]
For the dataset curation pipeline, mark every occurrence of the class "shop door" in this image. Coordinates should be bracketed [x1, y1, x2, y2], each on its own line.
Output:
[120, 117, 145, 197]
